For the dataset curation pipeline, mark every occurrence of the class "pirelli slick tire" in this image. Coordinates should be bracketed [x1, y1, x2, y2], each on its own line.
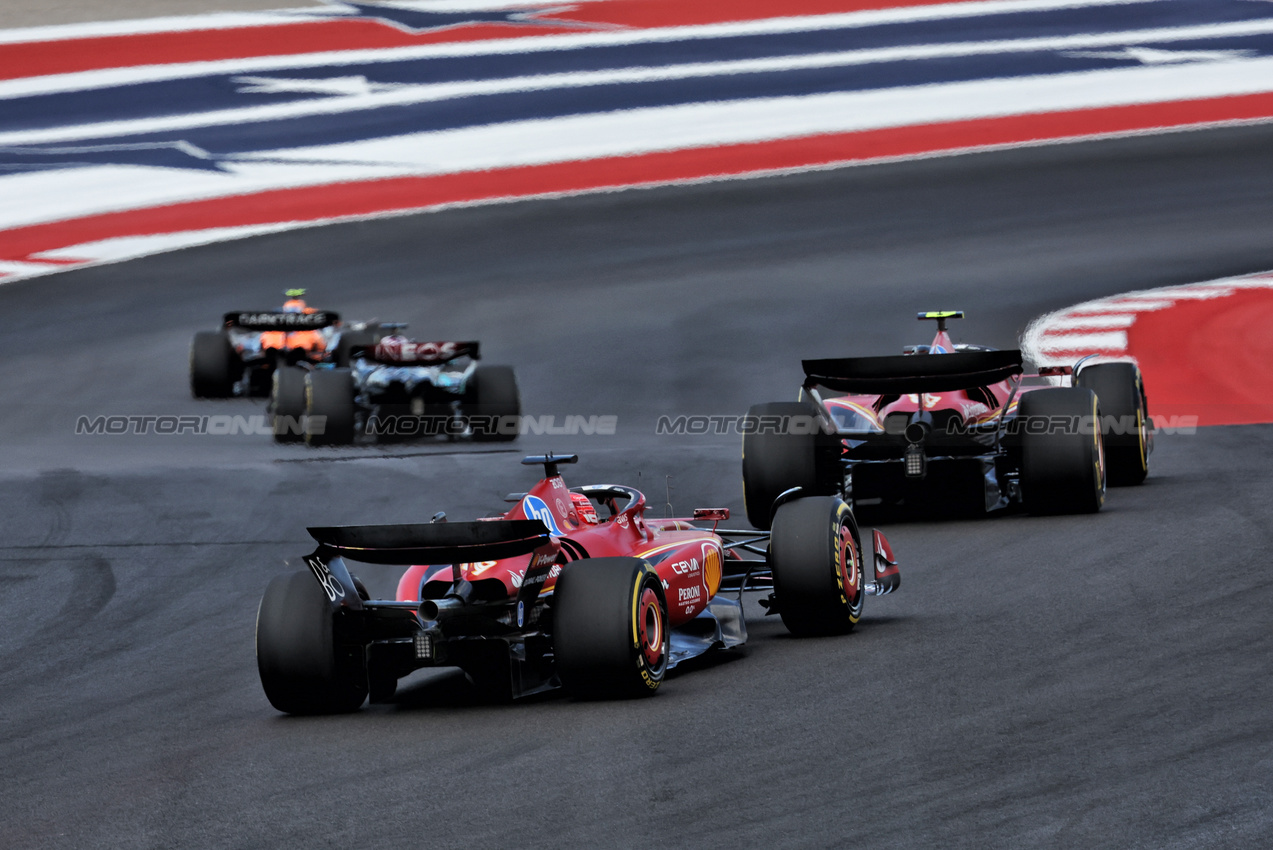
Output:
[1076, 362, 1149, 486]
[1019, 387, 1106, 515]
[189, 331, 238, 398]
[464, 365, 521, 442]
[305, 369, 356, 446]
[554, 558, 669, 700]
[255, 571, 368, 715]
[270, 366, 307, 444]
[770, 496, 864, 637]
[742, 401, 835, 530]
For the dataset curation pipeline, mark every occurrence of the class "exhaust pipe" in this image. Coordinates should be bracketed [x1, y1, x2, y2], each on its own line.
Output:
[418, 597, 464, 621]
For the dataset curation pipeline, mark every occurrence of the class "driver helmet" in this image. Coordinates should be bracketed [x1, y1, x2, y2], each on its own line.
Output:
[281, 288, 312, 313]
[570, 492, 599, 525]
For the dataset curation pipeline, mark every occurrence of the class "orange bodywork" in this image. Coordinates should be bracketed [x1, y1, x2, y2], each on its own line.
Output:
[257, 329, 327, 356]
[257, 300, 327, 357]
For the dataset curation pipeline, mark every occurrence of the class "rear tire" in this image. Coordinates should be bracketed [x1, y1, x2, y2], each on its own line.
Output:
[1076, 362, 1149, 486]
[190, 331, 237, 398]
[770, 496, 864, 636]
[270, 366, 306, 443]
[255, 571, 367, 715]
[554, 558, 669, 699]
[464, 365, 520, 442]
[305, 369, 357, 446]
[334, 329, 379, 367]
[1019, 387, 1106, 515]
[742, 401, 837, 530]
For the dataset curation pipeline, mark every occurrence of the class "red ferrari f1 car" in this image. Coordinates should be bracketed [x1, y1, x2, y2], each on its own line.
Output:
[741, 311, 1151, 527]
[255, 453, 900, 714]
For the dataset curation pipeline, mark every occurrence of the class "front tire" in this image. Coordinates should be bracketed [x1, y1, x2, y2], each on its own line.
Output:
[463, 365, 520, 442]
[554, 558, 669, 699]
[255, 571, 368, 715]
[1076, 362, 1149, 486]
[1018, 387, 1106, 515]
[305, 369, 357, 446]
[770, 496, 864, 636]
[742, 401, 837, 530]
[270, 366, 306, 443]
[190, 331, 237, 398]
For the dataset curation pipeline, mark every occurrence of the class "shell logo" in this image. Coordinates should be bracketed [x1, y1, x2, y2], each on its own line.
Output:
[700, 542, 723, 597]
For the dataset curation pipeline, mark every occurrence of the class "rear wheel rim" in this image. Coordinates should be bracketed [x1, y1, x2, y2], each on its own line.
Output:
[836, 516, 863, 616]
[1135, 407, 1148, 471]
[1093, 397, 1107, 502]
[637, 587, 665, 668]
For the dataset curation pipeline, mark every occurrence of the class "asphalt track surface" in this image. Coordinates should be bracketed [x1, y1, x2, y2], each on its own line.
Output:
[3, 124, 1273, 849]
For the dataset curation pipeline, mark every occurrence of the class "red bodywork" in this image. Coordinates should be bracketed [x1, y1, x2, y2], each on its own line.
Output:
[395, 473, 724, 626]
[820, 326, 1058, 433]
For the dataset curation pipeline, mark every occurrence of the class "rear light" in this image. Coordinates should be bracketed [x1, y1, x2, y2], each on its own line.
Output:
[904, 444, 926, 478]
[414, 633, 433, 660]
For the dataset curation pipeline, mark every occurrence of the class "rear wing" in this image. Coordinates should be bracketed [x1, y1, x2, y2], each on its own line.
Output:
[224, 311, 340, 331]
[307, 519, 549, 565]
[803, 349, 1023, 395]
[357, 339, 480, 365]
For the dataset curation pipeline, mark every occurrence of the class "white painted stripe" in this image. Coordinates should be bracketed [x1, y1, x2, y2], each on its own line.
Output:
[31, 223, 302, 262]
[1086, 299, 1178, 311]
[7, 36, 1273, 148]
[1022, 271, 1273, 366]
[1064, 303, 1134, 313]
[0, 0, 1161, 48]
[0, 161, 409, 233]
[1043, 313, 1139, 329]
[1037, 330, 1128, 350]
[0, 0, 1180, 98]
[1035, 348, 1120, 355]
[5, 59, 1273, 232]
[1121, 287, 1232, 300]
[0, 259, 66, 275]
[0, 12, 324, 45]
[237, 58, 1273, 170]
